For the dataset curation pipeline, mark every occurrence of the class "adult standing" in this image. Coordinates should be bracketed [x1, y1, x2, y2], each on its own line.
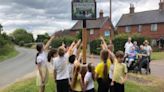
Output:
[133, 41, 139, 53]
[144, 40, 152, 62]
[35, 35, 55, 92]
[124, 37, 133, 57]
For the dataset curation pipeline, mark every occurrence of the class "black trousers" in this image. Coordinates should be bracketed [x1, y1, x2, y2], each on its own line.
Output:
[109, 78, 115, 92]
[86, 88, 95, 92]
[97, 78, 109, 92]
[114, 82, 124, 92]
[56, 79, 69, 92]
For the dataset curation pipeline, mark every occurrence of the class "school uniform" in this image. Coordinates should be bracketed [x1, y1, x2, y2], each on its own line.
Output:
[84, 72, 95, 92]
[72, 73, 83, 92]
[109, 64, 114, 92]
[113, 60, 127, 92]
[36, 51, 48, 86]
[95, 59, 111, 92]
[53, 53, 70, 92]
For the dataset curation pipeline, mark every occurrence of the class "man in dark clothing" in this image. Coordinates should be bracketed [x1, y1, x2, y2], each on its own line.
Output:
[137, 45, 149, 74]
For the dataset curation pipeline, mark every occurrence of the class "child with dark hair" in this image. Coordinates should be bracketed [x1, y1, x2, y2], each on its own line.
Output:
[35, 35, 55, 92]
[100, 37, 127, 92]
[95, 49, 111, 92]
[70, 52, 83, 92]
[84, 63, 95, 92]
[47, 48, 58, 63]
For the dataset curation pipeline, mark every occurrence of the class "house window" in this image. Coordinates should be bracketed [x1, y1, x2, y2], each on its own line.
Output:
[104, 31, 110, 37]
[90, 29, 94, 35]
[125, 26, 131, 32]
[138, 25, 142, 32]
[76, 31, 79, 34]
[151, 24, 157, 32]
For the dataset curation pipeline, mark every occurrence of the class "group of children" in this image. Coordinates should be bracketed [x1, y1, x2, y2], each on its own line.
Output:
[35, 35, 128, 92]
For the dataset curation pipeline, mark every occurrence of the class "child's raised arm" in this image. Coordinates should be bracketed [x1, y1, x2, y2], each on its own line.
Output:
[44, 35, 55, 51]
[100, 36, 116, 59]
[67, 41, 75, 55]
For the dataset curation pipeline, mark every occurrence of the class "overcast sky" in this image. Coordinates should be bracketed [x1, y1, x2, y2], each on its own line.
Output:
[0, 0, 160, 38]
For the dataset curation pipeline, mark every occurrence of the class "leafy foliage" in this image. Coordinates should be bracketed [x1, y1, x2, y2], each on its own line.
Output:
[51, 36, 77, 48]
[11, 28, 34, 46]
[36, 33, 50, 43]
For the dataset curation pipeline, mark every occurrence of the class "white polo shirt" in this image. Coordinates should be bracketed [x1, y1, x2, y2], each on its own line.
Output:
[53, 53, 69, 80]
[124, 42, 133, 54]
[37, 51, 47, 67]
[144, 45, 152, 56]
[84, 72, 94, 90]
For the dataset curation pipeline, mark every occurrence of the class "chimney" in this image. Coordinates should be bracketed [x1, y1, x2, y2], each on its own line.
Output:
[129, 4, 135, 14]
[99, 9, 104, 18]
[159, 0, 164, 10]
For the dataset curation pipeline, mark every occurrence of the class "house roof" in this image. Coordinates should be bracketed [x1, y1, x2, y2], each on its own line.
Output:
[55, 29, 71, 36]
[71, 16, 113, 30]
[117, 10, 164, 26]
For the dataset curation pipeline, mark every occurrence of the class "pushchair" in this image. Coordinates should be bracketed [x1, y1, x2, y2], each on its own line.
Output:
[124, 54, 138, 72]
[133, 55, 151, 74]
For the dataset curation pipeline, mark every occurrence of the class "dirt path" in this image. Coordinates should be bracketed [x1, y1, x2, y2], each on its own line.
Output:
[150, 60, 164, 79]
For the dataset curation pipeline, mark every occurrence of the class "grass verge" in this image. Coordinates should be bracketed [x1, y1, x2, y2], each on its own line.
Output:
[0, 49, 19, 62]
[1, 73, 164, 92]
[151, 52, 164, 60]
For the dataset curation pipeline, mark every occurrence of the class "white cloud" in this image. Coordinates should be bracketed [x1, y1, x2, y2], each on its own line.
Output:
[0, 0, 160, 37]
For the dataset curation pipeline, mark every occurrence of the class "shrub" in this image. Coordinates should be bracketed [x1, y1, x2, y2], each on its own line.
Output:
[51, 36, 77, 48]
[90, 37, 109, 55]
[0, 35, 15, 56]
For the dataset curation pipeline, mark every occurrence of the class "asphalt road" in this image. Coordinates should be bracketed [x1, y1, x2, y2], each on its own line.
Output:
[0, 47, 36, 88]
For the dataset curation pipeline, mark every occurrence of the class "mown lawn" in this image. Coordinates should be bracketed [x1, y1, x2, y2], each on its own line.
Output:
[0, 50, 19, 62]
[1, 74, 164, 92]
[151, 52, 164, 60]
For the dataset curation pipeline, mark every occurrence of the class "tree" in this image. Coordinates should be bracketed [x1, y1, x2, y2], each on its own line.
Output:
[11, 28, 34, 45]
[36, 33, 50, 43]
[76, 29, 82, 39]
[0, 24, 3, 35]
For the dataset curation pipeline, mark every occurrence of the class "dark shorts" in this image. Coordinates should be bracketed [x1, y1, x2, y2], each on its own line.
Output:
[56, 79, 69, 92]
[109, 78, 115, 92]
[114, 82, 124, 92]
[86, 88, 95, 92]
[97, 78, 110, 92]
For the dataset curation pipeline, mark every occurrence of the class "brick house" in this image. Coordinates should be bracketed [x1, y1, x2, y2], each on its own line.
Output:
[116, 0, 164, 41]
[71, 10, 114, 41]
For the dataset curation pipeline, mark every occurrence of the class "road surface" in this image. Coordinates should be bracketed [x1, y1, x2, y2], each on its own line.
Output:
[150, 60, 164, 79]
[0, 47, 36, 88]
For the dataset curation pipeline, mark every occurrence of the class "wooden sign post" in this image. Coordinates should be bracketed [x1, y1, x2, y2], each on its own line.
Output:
[82, 20, 87, 64]
[72, 0, 96, 64]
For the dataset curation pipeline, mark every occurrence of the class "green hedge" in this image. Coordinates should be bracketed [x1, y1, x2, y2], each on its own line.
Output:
[90, 37, 109, 55]
[51, 36, 77, 48]
[0, 35, 15, 56]
[89, 33, 151, 55]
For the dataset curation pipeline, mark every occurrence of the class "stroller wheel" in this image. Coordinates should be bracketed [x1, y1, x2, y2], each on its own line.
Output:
[149, 68, 151, 74]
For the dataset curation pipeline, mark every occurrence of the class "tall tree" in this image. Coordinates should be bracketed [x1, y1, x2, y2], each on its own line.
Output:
[36, 33, 50, 43]
[11, 28, 34, 45]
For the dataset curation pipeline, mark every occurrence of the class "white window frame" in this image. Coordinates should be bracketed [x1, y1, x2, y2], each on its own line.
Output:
[138, 25, 142, 32]
[104, 30, 110, 37]
[125, 26, 131, 32]
[151, 24, 157, 32]
[90, 29, 94, 35]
